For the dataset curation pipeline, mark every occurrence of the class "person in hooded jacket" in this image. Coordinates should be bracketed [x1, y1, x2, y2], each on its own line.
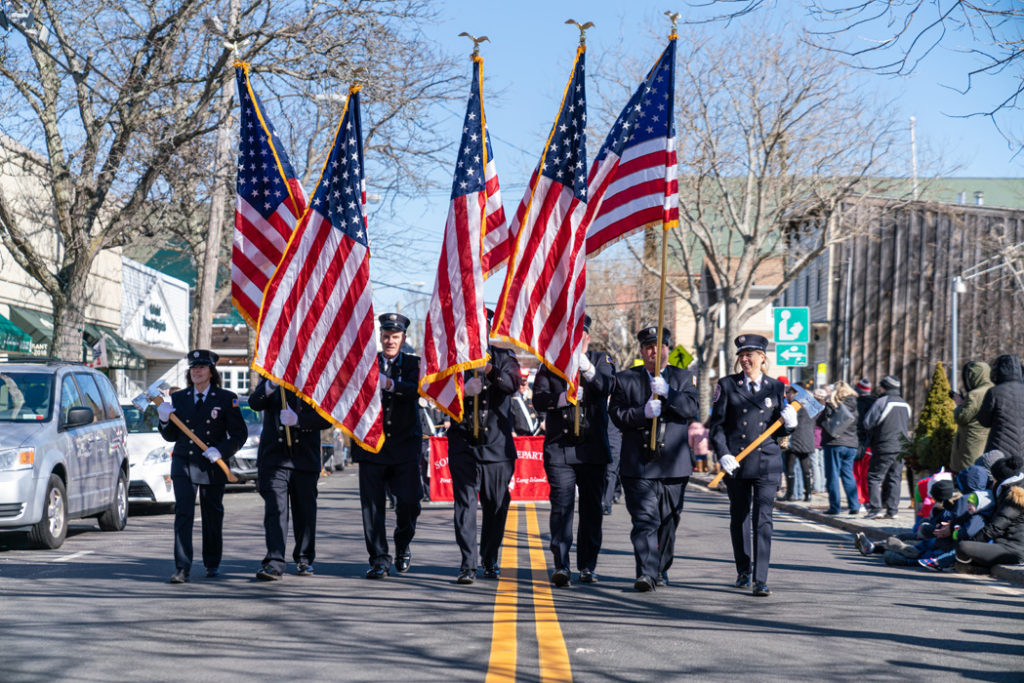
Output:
[955, 454, 1024, 570]
[950, 361, 993, 473]
[853, 378, 875, 504]
[818, 381, 862, 515]
[782, 385, 814, 502]
[977, 355, 1024, 460]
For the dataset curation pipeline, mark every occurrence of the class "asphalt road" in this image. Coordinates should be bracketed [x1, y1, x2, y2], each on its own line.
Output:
[1, 469, 1021, 682]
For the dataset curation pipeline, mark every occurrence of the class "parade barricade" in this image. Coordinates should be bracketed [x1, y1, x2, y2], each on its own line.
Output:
[428, 435, 549, 502]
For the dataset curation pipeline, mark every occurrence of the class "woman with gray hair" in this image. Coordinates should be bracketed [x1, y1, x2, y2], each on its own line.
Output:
[817, 381, 862, 515]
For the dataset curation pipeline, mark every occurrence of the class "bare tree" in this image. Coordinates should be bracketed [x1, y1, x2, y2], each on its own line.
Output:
[703, 0, 1023, 145]
[0, 0, 460, 360]
[595, 26, 905, 411]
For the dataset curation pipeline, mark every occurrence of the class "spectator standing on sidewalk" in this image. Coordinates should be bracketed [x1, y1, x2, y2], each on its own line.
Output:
[978, 354, 1024, 460]
[811, 388, 828, 493]
[951, 360, 992, 473]
[853, 378, 875, 504]
[819, 381, 862, 515]
[862, 375, 912, 520]
[783, 385, 814, 501]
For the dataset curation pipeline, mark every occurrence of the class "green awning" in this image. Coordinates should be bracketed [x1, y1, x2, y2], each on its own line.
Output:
[0, 313, 33, 354]
[83, 324, 147, 370]
[9, 306, 53, 345]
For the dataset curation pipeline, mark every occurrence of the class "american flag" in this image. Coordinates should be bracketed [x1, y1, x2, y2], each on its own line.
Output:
[419, 55, 500, 420]
[493, 46, 589, 403]
[253, 86, 383, 453]
[232, 63, 307, 328]
[584, 38, 678, 257]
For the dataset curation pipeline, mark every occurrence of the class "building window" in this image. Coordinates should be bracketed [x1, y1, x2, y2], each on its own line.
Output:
[816, 264, 822, 302]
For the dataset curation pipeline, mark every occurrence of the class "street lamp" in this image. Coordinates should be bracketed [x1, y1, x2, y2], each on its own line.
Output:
[951, 276, 967, 393]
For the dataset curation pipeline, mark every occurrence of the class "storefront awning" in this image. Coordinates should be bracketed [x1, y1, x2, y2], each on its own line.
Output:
[9, 307, 146, 369]
[0, 313, 33, 354]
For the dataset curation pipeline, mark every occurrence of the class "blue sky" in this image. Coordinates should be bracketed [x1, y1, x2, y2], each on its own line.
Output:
[369, 0, 1023, 317]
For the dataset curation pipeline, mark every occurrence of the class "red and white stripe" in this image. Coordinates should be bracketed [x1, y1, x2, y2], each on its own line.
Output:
[478, 159, 509, 278]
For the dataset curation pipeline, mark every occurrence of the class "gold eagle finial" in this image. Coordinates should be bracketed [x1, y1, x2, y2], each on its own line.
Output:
[565, 19, 595, 46]
[458, 32, 490, 57]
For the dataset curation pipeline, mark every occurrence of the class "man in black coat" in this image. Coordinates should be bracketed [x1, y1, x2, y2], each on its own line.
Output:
[609, 326, 699, 592]
[248, 377, 332, 580]
[532, 314, 615, 585]
[861, 375, 912, 519]
[158, 349, 248, 584]
[448, 309, 520, 584]
[352, 313, 424, 578]
[978, 354, 1024, 460]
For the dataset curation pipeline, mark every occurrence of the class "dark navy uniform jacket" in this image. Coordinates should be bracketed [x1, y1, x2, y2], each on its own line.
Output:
[609, 364, 699, 478]
[353, 352, 422, 465]
[248, 379, 331, 472]
[708, 373, 789, 479]
[532, 350, 615, 465]
[447, 347, 520, 463]
[159, 386, 248, 485]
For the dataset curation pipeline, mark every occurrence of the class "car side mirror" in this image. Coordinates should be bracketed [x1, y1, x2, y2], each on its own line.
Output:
[65, 407, 94, 428]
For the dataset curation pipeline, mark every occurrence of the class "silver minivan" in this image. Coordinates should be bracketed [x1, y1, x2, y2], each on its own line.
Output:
[0, 361, 130, 548]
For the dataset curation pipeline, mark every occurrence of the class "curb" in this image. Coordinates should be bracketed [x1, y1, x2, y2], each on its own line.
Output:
[690, 473, 1024, 589]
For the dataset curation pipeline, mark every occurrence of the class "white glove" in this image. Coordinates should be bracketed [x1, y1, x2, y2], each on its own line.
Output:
[202, 447, 222, 464]
[576, 384, 584, 402]
[781, 404, 798, 429]
[264, 379, 279, 395]
[557, 392, 569, 408]
[157, 402, 175, 422]
[650, 376, 669, 397]
[280, 407, 298, 426]
[720, 454, 739, 475]
[381, 376, 395, 392]
[644, 398, 662, 418]
[578, 353, 594, 379]
[464, 376, 483, 397]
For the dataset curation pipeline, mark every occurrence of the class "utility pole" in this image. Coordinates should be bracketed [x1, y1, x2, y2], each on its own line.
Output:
[193, 0, 241, 348]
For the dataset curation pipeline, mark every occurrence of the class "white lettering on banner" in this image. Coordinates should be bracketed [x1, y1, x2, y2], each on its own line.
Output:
[433, 456, 448, 470]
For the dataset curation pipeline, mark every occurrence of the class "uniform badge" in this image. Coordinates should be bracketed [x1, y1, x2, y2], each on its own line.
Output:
[765, 398, 772, 408]
[211, 407, 220, 419]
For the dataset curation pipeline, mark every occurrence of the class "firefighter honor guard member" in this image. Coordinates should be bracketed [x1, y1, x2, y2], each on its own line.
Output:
[248, 377, 332, 581]
[532, 314, 615, 585]
[353, 313, 423, 579]
[708, 334, 798, 597]
[158, 350, 247, 584]
[609, 326, 699, 592]
[448, 309, 520, 584]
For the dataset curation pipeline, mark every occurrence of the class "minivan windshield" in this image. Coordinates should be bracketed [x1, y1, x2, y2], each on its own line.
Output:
[121, 404, 161, 433]
[0, 372, 55, 422]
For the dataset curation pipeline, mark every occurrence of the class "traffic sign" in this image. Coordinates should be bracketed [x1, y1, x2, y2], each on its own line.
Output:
[776, 343, 808, 366]
[773, 307, 809, 343]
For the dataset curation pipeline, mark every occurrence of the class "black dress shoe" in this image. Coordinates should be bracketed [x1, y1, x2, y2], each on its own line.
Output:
[205, 567, 220, 578]
[752, 581, 772, 597]
[256, 566, 283, 581]
[169, 570, 189, 584]
[483, 565, 500, 579]
[395, 553, 411, 573]
[365, 565, 390, 580]
[550, 568, 570, 587]
[456, 569, 476, 584]
[735, 572, 751, 588]
[579, 570, 597, 584]
[634, 575, 656, 592]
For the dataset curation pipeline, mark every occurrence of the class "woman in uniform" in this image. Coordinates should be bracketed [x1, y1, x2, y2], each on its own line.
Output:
[708, 335, 797, 597]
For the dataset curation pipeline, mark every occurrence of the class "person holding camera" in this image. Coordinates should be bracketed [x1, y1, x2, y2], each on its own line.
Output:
[532, 315, 615, 586]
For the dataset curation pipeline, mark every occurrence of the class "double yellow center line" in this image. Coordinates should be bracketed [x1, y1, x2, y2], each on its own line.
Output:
[486, 503, 572, 682]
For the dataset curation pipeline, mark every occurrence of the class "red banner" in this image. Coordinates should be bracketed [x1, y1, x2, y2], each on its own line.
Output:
[428, 435, 549, 502]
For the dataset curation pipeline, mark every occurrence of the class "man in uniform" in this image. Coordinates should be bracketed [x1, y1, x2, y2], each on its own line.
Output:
[352, 313, 423, 578]
[158, 349, 247, 584]
[532, 315, 615, 585]
[511, 369, 541, 436]
[448, 309, 521, 584]
[248, 377, 332, 580]
[609, 326, 699, 592]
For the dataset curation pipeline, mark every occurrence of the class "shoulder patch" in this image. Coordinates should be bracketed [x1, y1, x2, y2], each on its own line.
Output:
[713, 384, 722, 402]
[232, 398, 239, 407]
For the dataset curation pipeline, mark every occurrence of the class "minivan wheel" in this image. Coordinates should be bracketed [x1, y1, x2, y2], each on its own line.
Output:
[98, 468, 128, 531]
[29, 474, 68, 549]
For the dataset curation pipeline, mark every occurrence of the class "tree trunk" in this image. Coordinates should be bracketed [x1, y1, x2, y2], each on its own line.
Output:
[50, 258, 92, 361]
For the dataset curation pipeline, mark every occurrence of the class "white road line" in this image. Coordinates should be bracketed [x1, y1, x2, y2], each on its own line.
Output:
[53, 551, 93, 562]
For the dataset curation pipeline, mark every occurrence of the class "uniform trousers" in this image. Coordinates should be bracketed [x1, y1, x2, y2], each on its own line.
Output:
[621, 476, 688, 579]
[358, 459, 422, 569]
[725, 472, 781, 584]
[258, 466, 319, 572]
[866, 451, 903, 515]
[171, 474, 224, 573]
[448, 452, 514, 571]
[544, 460, 605, 572]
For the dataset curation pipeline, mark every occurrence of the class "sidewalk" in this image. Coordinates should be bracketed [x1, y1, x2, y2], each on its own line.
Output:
[690, 472, 1024, 588]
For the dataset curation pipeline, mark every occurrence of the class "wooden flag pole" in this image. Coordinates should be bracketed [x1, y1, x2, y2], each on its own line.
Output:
[472, 369, 480, 440]
[279, 386, 293, 447]
[650, 224, 669, 452]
